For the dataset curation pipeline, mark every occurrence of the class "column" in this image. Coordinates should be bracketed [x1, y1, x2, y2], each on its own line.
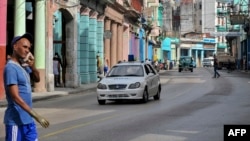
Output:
[117, 24, 123, 61]
[14, 0, 26, 35]
[177, 47, 180, 61]
[79, 7, 91, 84]
[34, 0, 46, 92]
[201, 50, 204, 67]
[64, 8, 79, 87]
[123, 24, 129, 61]
[134, 35, 140, 60]
[104, 19, 111, 68]
[97, 15, 105, 68]
[188, 49, 192, 56]
[111, 22, 117, 67]
[0, 0, 7, 99]
[139, 28, 145, 61]
[89, 10, 98, 82]
[195, 50, 198, 67]
[45, 0, 54, 91]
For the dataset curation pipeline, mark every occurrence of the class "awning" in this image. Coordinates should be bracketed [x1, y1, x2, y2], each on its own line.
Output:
[161, 38, 171, 51]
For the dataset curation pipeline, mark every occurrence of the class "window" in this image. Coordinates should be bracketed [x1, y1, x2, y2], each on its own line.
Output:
[146, 64, 156, 74]
[144, 65, 150, 75]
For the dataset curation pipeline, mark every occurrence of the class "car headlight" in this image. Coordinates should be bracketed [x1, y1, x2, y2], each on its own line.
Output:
[97, 83, 107, 89]
[128, 82, 141, 89]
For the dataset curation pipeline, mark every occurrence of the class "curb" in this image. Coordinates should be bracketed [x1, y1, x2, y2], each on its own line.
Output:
[0, 85, 97, 108]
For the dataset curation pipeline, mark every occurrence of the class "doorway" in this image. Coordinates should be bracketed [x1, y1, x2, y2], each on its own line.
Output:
[53, 9, 74, 87]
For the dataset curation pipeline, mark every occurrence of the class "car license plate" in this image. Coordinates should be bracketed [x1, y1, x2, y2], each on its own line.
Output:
[108, 94, 118, 98]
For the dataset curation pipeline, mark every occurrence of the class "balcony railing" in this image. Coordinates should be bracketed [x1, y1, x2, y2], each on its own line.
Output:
[217, 8, 228, 17]
[216, 25, 227, 32]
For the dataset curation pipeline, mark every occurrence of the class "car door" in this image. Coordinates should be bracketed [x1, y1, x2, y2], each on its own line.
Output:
[146, 64, 159, 95]
[144, 64, 154, 95]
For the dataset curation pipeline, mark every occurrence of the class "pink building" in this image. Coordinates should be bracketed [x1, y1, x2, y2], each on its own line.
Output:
[0, 0, 7, 99]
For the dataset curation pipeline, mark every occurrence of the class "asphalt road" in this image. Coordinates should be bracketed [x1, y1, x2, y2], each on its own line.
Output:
[0, 67, 249, 141]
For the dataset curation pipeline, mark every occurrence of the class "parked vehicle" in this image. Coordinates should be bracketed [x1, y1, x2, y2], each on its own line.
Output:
[202, 57, 214, 67]
[178, 56, 194, 72]
[192, 61, 196, 68]
[216, 53, 235, 70]
[96, 61, 161, 105]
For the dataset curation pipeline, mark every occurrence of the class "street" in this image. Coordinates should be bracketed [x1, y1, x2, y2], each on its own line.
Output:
[1, 67, 250, 141]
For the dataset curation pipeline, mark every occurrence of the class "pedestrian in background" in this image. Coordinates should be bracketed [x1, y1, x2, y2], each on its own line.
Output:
[54, 52, 62, 84]
[53, 55, 60, 87]
[4, 33, 49, 141]
[97, 55, 102, 74]
[104, 59, 109, 76]
[213, 54, 220, 78]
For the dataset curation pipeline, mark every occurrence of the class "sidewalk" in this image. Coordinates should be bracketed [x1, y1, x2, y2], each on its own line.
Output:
[0, 83, 98, 107]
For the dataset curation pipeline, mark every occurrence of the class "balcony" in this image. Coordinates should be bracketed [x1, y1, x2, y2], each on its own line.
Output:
[217, 42, 228, 49]
[229, 25, 240, 31]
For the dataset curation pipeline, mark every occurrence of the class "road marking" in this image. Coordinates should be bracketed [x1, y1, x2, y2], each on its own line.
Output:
[170, 78, 205, 84]
[130, 134, 186, 141]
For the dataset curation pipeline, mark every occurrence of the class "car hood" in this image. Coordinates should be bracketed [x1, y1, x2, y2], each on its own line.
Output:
[100, 77, 144, 84]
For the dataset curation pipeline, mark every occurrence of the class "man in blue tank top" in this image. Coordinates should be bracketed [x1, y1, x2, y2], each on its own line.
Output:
[4, 33, 49, 141]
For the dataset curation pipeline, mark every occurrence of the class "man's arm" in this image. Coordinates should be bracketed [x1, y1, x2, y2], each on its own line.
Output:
[25, 54, 40, 82]
[8, 84, 49, 128]
[30, 64, 40, 82]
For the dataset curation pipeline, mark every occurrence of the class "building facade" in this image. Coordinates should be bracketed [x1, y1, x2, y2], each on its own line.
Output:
[0, 0, 144, 99]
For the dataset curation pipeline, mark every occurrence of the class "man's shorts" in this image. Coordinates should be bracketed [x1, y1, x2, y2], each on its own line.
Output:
[5, 122, 38, 141]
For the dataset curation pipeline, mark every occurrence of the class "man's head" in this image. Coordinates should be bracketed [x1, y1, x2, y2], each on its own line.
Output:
[11, 33, 33, 60]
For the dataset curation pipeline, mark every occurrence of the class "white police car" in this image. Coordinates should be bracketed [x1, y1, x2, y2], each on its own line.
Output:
[97, 61, 161, 105]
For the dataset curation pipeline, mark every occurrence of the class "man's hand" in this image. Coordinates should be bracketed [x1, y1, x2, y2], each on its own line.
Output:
[25, 52, 35, 66]
[21, 52, 34, 67]
[30, 110, 50, 128]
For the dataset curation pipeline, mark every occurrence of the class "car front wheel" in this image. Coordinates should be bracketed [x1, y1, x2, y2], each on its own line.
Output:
[98, 99, 106, 105]
[153, 87, 161, 100]
[141, 89, 148, 103]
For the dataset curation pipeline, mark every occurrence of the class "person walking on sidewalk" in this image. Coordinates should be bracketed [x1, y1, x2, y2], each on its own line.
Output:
[213, 54, 221, 78]
[3, 33, 49, 141]
[53, 55, 60, 87]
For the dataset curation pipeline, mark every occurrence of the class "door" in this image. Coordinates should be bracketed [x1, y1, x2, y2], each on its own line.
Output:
[146, 64, 159, 95]
[144, 64, 154, 95]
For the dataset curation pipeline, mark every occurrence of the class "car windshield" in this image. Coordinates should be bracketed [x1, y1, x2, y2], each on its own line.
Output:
[180, 57, 192, 63]
[107, 65, 144, 77]
[203, 59, 209, 62]
[203, 58, 213, 62]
